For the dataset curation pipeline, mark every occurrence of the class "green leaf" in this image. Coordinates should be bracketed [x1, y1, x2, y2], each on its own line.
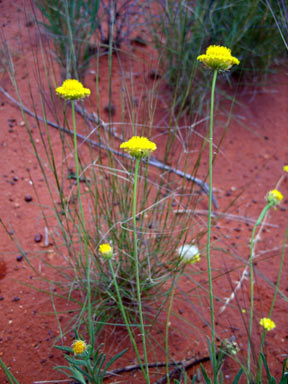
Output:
[200, 363, 212, 384]
[54, 345, 73, 353]
[71, 369, 87, 384]
[232, 369, 243, 384]
[100, 348, 128, 377]
[0, 358, 19, 384]
[261, 353, 274, 380]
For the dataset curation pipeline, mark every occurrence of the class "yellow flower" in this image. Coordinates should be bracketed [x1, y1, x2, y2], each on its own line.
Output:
[120, 136, 157, 158]
[56, 79, 91, 100]
[99, 243, 113, 259]
[283, 165, 288, 172]
[259, 317, 276, 332]
[197, 45, 240, 71]
[267, 189, 283, 205]
[72, 340, 87, 355]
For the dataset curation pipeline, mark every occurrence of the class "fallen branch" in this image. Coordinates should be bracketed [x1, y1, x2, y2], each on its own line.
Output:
[153, 355, 210, 384]
[0, 86, 218, 209]
[33, 355, 210, 383]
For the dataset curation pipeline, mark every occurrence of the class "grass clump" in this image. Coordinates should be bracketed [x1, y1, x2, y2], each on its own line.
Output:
[33, 0, 143, 80]
[150, 0, 285, 115]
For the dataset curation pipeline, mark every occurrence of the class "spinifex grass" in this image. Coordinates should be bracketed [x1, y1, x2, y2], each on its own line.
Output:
[0, 9, 216, 343]
[33, 0, 101, 80]
[149, 0, 284, 116]
[33, 0, 143, 80]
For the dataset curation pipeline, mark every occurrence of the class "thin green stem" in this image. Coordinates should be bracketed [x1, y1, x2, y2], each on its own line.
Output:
[247, 201, 274, 381]
[71, 101, 92, 342]
[133, 157, 150, 383]
[165, 272, 180, 384]
[108, 8, 114, 124]
[108, 258, 147, 379]
[207, 69, 218, 383]
[256, 224, 288, 383]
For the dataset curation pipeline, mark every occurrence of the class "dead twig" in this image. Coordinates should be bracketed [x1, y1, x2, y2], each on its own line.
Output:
[0, 86, 218, 208]
[153, 355, 210, 384]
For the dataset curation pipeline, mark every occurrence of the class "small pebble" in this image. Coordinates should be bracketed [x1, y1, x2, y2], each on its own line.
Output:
[16, 255, 23, 262]
[0, 296, 4, 301]
[13, 176, 18, 182]
[104, 103, 116, 116]
[34, 234, 42, 243]
[12, 297, 20, 302]
[24, 195, 33, 202]
[148, 69, 161, 80]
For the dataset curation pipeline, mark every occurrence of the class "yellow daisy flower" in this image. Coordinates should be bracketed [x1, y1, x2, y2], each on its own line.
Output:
[120, 136, 157, 158]
[266, 189, 283, 205]
[72, 340, 87, 355]
[99, 243, 113, 259]
[56, 79, 91, 100]
[283, 165, 288, 172]
[259, 317, 276, 332]
[197, 45, 240, 71]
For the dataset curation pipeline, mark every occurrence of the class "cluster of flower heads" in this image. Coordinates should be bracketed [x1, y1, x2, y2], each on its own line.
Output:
[259, 317, 276, 332]
[72, 339, 87, 355]
[266, 189, 283, 206]
[120, 136, 157, 158]
[56, 79, 91, 100]
[197, 45, 240, 71]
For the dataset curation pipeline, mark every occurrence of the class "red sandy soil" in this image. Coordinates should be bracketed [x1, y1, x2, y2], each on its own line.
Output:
[0, 1, 287, 383]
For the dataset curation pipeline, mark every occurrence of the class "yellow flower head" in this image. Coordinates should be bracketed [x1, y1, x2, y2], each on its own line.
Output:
[266, 189, 283, 205]
[259, 317, 276, 332]
[99, 243, 113, 259]
[283, 165, 288, 173]
[197, 45, 240, 71]
[120, 136, 157, 158]
[56, 79, 91, 100]
[72, 340, 87, 355]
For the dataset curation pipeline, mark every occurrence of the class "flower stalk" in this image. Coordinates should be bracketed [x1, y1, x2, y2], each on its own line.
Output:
[247, 188, 283, 381]
[56, 79, 93, 342]
[120, 136, 156, 383]
[197, 45, 239, 383]
[206, 68, 218, 383]
[71, 100, 93, 343]
[133, 157, 150, 383]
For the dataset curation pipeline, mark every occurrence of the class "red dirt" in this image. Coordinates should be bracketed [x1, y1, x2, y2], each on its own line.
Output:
[0, 1, 287, 383]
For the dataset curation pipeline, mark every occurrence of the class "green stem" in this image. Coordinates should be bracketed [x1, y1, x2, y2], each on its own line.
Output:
[108, 258, 147, 379]
[256, 224, 288, 383]
[71, 101, 92, 342]
[247, 201, 273, 381]
[165, 272, 180, 384]
[207, 69, 218, 383]
[133, 157, 150, 383]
